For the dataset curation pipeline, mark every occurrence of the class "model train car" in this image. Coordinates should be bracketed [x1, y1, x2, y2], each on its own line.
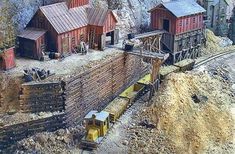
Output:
[80, 74, 152, 150]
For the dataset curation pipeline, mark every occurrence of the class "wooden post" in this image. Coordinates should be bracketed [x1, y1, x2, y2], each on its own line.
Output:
[100, 34, 106, 51]
[151, 58, 161, 83]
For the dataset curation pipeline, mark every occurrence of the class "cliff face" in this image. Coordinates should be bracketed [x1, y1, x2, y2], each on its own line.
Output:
[0, 0, 234, 42]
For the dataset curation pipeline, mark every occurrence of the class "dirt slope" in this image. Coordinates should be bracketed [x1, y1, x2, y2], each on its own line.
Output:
[128, 72, 235, 154]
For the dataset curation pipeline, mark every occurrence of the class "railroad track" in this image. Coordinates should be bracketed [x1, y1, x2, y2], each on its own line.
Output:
[194, 50, 235, 68]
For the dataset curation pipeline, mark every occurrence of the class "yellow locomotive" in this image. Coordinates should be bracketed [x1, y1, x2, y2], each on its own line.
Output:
[80, 74, 152, 149]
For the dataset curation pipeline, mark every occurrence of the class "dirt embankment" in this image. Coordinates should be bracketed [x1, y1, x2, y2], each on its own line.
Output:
[0, 73, 23, 113]
[128, 72, 235, 154]
[202, 29, 235, 55]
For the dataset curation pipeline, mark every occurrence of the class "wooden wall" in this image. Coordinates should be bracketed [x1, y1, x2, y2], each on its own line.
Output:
[175, 14, 204, 34]
[63, 54, 147, 126]
[150, 8, 177, 34]
[27, 11, 58, 52]
[68, 0, 89, 8]
[150, 8, 204, 35]
[103, 12, 117, 33]
[57, 27, 88, 53]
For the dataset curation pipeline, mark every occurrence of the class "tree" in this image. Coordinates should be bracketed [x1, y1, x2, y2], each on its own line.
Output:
[0, 0, 16, 52]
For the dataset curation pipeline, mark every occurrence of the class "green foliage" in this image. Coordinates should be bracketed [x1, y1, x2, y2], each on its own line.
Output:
[0, 0, 16, 53]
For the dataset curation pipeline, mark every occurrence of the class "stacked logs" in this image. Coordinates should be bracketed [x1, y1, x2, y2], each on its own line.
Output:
[63, 54, 147, 125]
[20, 82, 64, 113]
[0, 113, 65, 150]
[0, 53, 148, 150]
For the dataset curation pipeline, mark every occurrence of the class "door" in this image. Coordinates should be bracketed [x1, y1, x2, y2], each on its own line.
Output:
[163, 19, 170, 32]
[62, 36, 69, 54]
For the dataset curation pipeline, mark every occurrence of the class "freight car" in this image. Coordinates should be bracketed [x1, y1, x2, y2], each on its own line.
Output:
[80, 74, 151, 150]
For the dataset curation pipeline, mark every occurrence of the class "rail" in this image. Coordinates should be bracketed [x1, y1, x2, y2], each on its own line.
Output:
[194, 50, 235, 68]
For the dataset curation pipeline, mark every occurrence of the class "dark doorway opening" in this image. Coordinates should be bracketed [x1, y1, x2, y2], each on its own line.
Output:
[163, 19, 170, 32]
[106, 31, 116, 45]
[106, 32, 112, 45]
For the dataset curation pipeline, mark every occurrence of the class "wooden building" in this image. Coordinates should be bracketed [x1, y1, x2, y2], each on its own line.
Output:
[18, 28, 47, 60]
[17, 0, 119, 60]
[149, 0, 206, 64]
[198, 0, 229, 36]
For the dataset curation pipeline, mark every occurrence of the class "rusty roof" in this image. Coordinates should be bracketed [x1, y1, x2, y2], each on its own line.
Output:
[87, 8, 117, 26]
[40, 2, 88, 34]
[18, 28, 47, 41]
[39, 2, 117, 34]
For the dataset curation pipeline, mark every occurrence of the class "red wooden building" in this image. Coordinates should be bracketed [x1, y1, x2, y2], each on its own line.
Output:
[17, 0, 119, 60]
[149, 0, 206, 63]
[0, 47, 16, 70]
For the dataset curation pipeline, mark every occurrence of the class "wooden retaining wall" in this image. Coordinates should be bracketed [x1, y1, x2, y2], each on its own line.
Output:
[63, 54, 148, 126]
[0, 54, 148, 150]
[0, 113, 66, 150]
[20, 82, 64, 113]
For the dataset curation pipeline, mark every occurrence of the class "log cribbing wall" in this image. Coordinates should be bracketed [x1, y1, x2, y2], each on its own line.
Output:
[0, 114, 66, 150]
[63, 54, 148, 126]
[19, 54, 148, 123]
[1, 54, 147, 150]
[20, 82, 64, 113]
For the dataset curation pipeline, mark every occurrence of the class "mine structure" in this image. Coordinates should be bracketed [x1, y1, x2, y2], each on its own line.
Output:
[0, 0, 213, 152]
[17, 0, 119, 60]
[149, 0, 206, 64]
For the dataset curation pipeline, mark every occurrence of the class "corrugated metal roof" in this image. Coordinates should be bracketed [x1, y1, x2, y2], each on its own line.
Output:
[40, 2, 89, 34]
[149, 0, 206, 18]
[87, 8, 114, 26]
[39, 2, 117, 34]
[18, 28, 47, 40]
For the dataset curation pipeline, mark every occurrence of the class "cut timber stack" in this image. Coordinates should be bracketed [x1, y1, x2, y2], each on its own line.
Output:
[0, 113, 65, 150]
[20, 82, 64, 113]
[63, 54, 148, 126]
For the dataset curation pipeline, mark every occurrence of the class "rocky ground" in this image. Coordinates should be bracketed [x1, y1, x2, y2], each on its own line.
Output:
[6, 48, 122, 79]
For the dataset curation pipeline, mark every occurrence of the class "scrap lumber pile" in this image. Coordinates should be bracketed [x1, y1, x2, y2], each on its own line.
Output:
[0, 113, 65, 150]
[63, 54, 148, 126]
[20, 82, 64, 113]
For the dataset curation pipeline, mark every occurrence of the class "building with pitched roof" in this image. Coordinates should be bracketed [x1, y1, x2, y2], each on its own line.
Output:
[149, 0, 206, 63]
[17, 0, 119, 60]
[198, 0, 230, 36]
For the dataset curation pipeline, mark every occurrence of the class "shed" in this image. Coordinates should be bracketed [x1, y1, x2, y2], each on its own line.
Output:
[0, 47, 16, 70]
[149, 0, 206, 34]
[18, 0, 119, 58]
[18, 28, 47, 60]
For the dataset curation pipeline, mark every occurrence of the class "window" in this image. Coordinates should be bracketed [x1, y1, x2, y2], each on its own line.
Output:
[193, 17, 196, 24]
[88, 120, 93, 125]
[179, 21, 182, 27]
[95, 121, 101, 127]
[186, 19, 189, 25]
